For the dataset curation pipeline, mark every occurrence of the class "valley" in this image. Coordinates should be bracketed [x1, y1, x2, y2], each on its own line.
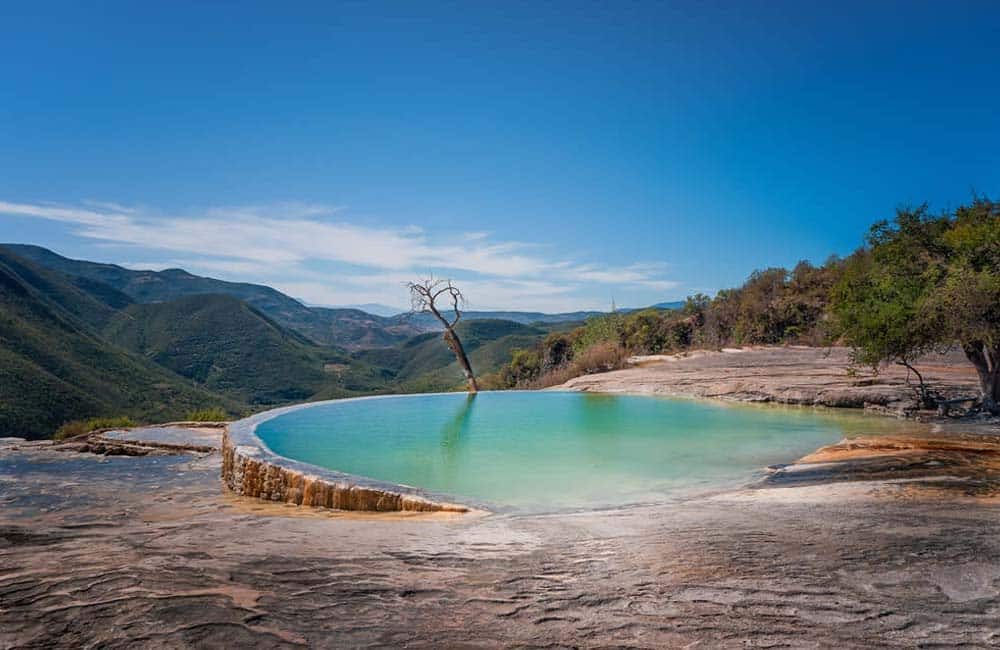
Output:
[0, 244, 590, 438]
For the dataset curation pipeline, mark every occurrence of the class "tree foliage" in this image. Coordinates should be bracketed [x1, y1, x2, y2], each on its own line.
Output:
[493, 258, 849, 388]
[494, 197, 1000, 410]
[831, 199, 1000, 411]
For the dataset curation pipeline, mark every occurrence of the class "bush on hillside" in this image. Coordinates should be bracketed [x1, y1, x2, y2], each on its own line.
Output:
[492, 254, 852, 388]
[570, 341, 628, 375]
[54, 416, 137, 441]
[492, 340, 628, 389]
[185, 407, 230, 422]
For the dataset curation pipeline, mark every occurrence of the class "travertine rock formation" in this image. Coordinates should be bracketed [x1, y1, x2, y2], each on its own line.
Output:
[563, 346, 981, 413]
[221, 429, 468, 512]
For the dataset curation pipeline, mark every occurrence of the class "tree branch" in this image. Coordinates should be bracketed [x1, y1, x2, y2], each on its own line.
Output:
[406, 277, 477, 392]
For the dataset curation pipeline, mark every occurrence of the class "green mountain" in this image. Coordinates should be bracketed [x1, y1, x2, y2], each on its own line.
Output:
[0, 250, 232, 439]
[301, 307, 421, 348]
[3, 243, 312, 319]
[0, 244, 586, 438]
[398, 309, 602, 330]
[102, 294, 352, 405]
[353, 319, 577, 392]
[2, 244, 605, 347]
[1, 244, 426, 348]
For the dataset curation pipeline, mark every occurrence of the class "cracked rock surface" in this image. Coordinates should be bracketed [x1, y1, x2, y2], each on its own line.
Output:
[562, 346, 982, 414]
[4, 436, 1000, 648]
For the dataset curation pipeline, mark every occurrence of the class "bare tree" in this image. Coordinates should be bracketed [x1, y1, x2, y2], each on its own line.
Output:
[407, 278, 479, 393]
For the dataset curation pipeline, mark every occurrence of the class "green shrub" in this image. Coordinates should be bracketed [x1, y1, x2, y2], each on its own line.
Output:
[574, 312, 626, 352]
[185, 407, 230, 422]
[498, 348, 542, 388]
[492, 249, 854, 388]
[541, 332, 574, 371]
[54, 416, 137, 441]
[526, 341, 629, 388]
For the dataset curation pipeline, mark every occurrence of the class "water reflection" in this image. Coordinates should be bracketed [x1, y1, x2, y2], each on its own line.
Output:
[257, 391, 929, 511]
[439, 393, 477, 465]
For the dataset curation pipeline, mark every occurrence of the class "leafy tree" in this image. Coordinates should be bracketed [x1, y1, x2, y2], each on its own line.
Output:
[681, 293, 711, 316]
[926, 198, 1000, 411]
[496, 348, 542, 388]
[540, 332, 574, 372]
[621, 309, 671, 353]
[574, 311, 626, 352]
[831, 199, 1000, 411]
[734, 268, 790, 344]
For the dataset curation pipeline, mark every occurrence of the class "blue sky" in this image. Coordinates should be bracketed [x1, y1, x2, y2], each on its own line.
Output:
[1, 1, 998, 311]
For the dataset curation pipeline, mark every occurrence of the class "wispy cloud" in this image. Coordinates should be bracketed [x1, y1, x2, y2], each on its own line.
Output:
[0, 199, 680, 310]
[0, 201, 132, 228]
[277, 276, 592, 313]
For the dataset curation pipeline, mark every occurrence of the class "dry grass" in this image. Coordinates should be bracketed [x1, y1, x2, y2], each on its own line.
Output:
[531, 341, 628, 388]
[54, 416, 137, 441]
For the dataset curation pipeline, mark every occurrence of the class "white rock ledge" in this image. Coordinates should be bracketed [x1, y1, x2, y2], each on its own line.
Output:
[221, 397, 473, 513]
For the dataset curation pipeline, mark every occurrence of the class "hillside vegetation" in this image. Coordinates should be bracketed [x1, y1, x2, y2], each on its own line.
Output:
[2, 244, 594, 349]
[0, 250, 232, 438]
[0, 246, 568, 437]
[490, 258, 847, 389]
[352, 319, 578, 393]
[102, 294, 348, 405]
[493, 199, 1000, 412]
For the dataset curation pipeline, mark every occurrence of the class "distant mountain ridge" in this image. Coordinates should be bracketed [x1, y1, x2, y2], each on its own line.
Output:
[101, 293, 345, 405]
[336, 303, 407, 317]
[0, 244, 610, 437]
[2, 244, 620, 348]
[398, 309, 606, 330]
[0, 248, 233, 438]
[649, 301, 685, 311]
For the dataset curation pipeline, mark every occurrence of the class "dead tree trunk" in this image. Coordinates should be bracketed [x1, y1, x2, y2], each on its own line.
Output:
[963, 342, 1000, 414]
[443, 328, 479, 393]
[408, 279, 479, 393]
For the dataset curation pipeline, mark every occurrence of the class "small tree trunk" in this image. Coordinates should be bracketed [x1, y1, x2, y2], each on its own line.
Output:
[408, 280, 479, 394]
[983, 372, 1000, 414]
[963, 342, 1000, 414]
[444, 328, 478, 393]
[896, 359, 934, 409]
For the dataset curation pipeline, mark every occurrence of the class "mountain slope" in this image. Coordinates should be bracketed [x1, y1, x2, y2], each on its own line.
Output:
[397, 309, 603, 330]
[102, 294, 351, 405]
[3, 243, 315, 319]
[2, 244, 428, 348]
[0, 247, 129, 330]
[338, 303, 406, 317]
[2, 245, 613, 347]
[351, 319, 578, 392]
[299, 307, 420, 349]
[0, 245, 598, 437]
[649, 301, 685, 311]
[0, 250, 233, 439]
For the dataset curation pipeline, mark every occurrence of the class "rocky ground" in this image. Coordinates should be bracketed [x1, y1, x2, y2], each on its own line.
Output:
[3, 347, 1000, 648]
[563, 346, 982, 414]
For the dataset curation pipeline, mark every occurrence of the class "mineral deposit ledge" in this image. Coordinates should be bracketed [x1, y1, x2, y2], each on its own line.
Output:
[222, 395, 474, 513]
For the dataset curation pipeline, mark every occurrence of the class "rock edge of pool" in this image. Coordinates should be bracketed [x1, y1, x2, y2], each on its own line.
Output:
[220, 389, 934, 515]
[222, 395, 475, 513]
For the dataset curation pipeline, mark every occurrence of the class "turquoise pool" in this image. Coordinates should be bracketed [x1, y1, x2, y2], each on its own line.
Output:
[254, 391, 902, 512]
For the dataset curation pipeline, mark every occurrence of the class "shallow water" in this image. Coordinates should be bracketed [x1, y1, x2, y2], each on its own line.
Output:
[255, 391, 912, 512]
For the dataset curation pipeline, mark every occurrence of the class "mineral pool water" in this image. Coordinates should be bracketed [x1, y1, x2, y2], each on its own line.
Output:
[255, 391, 908, 512]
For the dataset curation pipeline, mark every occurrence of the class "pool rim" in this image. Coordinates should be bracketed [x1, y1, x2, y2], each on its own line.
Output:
[224, 391, 556, 513]
[224, 389, 887, 514]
